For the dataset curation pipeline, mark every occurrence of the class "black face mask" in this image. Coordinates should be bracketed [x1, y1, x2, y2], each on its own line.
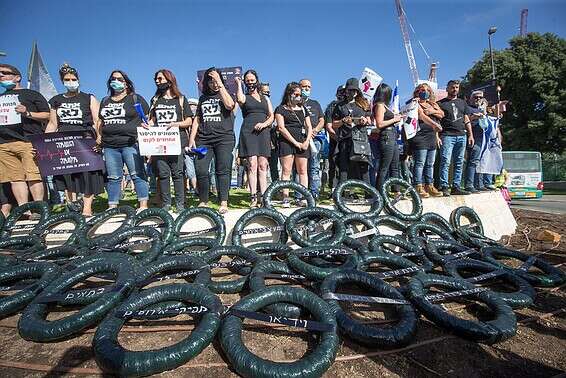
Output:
[156, 82, 170, 92]
[245, 82, 257, 92]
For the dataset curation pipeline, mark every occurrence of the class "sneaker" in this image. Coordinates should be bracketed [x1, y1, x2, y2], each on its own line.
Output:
[464, 187, 478, 194]
[478, 187, 491, 192]
[485, 185, 497, 191]
[451, 186, 471, 195]
[440, 187, 451, 197]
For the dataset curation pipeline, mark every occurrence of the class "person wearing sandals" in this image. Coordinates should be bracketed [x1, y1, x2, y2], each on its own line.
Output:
[148, 69, 194, 212]
[46, 64, 105, 216]
[410, 83, 444, 198]
[188, 67, 236, 214]
[274, 82, 312, 207]
[96, 70, 150, 210]
[235, 70, 274, 208]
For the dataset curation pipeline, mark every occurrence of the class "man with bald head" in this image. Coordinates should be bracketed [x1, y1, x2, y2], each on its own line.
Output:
[299, 79, 324, 201]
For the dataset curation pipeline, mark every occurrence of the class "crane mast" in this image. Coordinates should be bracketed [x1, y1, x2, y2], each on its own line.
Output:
[395, 0, 419, 87]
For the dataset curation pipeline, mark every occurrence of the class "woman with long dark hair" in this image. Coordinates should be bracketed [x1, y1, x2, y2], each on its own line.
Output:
[332, 78, 372, 183]
[188, 67, 236, 214]
[148, 69, 193, 211]
[274, 82, 312, 207]
[97, 69, 149, 209]
[410, 83, 444, 197]
[373, 83, 402, 191]
[235, 70, 273, 208]
[46, 64, 105, 216]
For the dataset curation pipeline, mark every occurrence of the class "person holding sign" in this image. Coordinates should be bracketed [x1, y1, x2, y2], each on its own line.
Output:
[373, 83, 402, 193]
[96, 70, 149, 210]
[274, 82, 313, 208]
[188, 67, 236, 214]
[409, 83, 444, 198]
[45, 64, 105, 216]
[0, 64, 50, 215]
[332, 78, 372, 184]
[149, 69, 194, 212]
[235, 70, 273, 208]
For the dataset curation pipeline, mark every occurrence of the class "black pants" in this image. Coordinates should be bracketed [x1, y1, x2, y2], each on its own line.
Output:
[154, 154, 185, 210]
[195, 140, 235, 203]
[377, 130, 400, 191]
[328, 138, 337, 190]
[337, 139, 369, 184]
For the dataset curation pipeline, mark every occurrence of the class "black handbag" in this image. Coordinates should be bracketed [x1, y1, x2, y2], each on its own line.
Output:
[350, 126, 371, 162]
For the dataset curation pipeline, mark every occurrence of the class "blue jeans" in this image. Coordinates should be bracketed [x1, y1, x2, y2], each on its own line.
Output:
[439, 135, 466, 189]
[465, 144, 482, 189]
[184, 154, 196, 180]
[104, 145, 149, 205]
[369, 139, 380, 187]
[308, 138, 322, 198]
[412, 149, 436, 185]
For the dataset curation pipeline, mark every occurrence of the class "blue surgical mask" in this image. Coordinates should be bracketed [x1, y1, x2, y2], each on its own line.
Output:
[64, 81, 80, 92]
[418, 91, 430, 100]
[0, 80, 16, 90]
[301, 89, 310, 98]
[110, 80, 125, 92]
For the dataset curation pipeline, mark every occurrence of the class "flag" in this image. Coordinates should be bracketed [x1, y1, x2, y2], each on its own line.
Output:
[399, 99, 419, 139]
[27, 42, 57, 101]
[392, 80, 404, 153]
[477, 116, 503, 174]
[359, 67, 383, 101]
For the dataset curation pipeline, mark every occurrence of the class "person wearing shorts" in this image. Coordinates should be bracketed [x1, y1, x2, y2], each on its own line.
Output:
[0, 64, 50, 213]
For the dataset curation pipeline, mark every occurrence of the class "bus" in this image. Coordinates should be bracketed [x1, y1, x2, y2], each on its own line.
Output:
[502, 151, 543, 199]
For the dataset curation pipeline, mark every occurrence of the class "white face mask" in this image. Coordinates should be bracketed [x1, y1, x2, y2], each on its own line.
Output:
[64, 80, 80, 92]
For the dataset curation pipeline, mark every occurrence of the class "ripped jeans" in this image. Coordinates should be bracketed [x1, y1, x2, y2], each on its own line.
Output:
[103, 145, 149, 205]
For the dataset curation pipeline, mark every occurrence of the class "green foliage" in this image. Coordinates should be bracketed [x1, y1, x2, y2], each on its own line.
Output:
[464, 33, 566, 154]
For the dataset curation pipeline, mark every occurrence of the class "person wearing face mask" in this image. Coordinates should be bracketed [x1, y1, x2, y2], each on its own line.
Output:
[324, 85, 345, 190]
[409, 83, 444, 198]
[97, 70, 150, 210]
[275, 82, 313, 207]
[332, 78, 372, 184]
[45, 64, 105, 216]
[148, 69, 194, 212]
[235, 70, 274, 208]
[188, 67, 236, 214]
[261, 83, 280, 183]
[299, 79, 324, 201]
[184, 98, 199, 196]
[0, 64, 50, 216]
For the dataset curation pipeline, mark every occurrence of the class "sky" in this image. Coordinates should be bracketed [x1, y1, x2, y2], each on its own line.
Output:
[2, 0, 565, 135]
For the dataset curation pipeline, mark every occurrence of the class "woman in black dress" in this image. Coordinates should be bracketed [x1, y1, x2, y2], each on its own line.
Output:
[46, 64, 105, 216]
[235, 70, 273, 208]
[274, 82, 312, 207]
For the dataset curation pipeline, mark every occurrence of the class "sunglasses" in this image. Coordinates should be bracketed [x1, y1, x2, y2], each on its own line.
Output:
[263, 92, 270, 97]
[111, 77, 125, 82]
[60, 66, 77, 75]
[0, 71, 15, 76]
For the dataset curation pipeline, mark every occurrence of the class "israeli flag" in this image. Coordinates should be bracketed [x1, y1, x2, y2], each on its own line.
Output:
[27, 42, 58, 101]
[391, 80, 404, 153]
[477, 116, 503, 174]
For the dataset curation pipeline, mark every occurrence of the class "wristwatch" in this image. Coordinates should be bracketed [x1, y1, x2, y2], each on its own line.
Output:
[25, 111, 32, 118]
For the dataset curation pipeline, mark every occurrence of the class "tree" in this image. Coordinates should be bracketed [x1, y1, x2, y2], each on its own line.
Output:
[463, 33, 566, 154]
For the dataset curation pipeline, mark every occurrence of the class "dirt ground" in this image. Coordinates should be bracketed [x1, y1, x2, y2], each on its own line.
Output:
[0, 208, 564, 377]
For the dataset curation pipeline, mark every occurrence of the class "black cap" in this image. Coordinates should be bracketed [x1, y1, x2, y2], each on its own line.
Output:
[344, 78, 359, 91]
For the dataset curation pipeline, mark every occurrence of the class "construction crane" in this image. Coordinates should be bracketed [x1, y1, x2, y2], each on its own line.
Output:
[520, 9, 528, 36]
[395, 0, 419, 87]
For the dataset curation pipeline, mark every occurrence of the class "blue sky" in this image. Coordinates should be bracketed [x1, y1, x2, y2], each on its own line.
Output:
[2, 0, 565, 133]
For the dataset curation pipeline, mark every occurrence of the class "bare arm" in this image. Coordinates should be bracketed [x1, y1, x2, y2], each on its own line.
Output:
[418, 105, 442, 131]
[262, 97, 275, 129]
[188, 115, 199, 148]
[464, 114, 474, 145]
[235, 77, 246, 105]
[218, 85, 235, 111]
[90, 96, 100, 126]
[373, 103, 398, 129]
[312, 116, 325, 134]
[426, 103, 444, 119]
[45, 109, 58, 133]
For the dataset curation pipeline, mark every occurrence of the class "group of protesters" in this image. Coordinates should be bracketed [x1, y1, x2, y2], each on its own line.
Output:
[0, 62, 503, 217]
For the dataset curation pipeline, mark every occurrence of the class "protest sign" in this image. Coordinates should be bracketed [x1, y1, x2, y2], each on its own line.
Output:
[137, 127, 181, 156]
[400, 100, 419, 139]
[197, 66, 242, 99]
[359, 67, 383, 101]
[28, 131, 104, 176]
[0, 94, 22, 126]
